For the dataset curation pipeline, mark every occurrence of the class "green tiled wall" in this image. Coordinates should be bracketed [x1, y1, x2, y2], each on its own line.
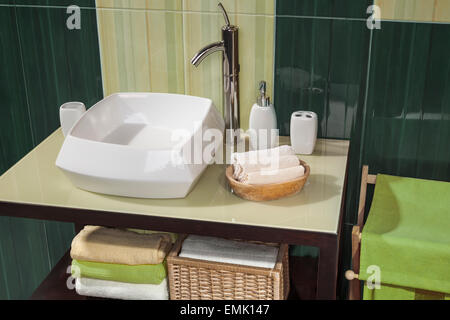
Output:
[275, 0, 450, 299]
[275, 17, 370, 138]
[0, 1, 103, 299]
[363, 22, 450, 183]
[16, 5, 103, 143]
[277, 0, 372, 18]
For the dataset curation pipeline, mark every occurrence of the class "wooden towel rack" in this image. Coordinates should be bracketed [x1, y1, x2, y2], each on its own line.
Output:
[345, 165, 377, 300]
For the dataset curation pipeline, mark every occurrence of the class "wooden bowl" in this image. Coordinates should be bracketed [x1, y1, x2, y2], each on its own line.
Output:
[225, 160, 310, 201]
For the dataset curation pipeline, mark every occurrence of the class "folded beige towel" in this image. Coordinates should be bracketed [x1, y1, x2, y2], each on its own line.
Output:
[240, 165, 305, 185]
[233, 155, 300, 180]
[71, 226, 172, 265]
[126, 228, 178, 243]
[231, 145, 295, 165]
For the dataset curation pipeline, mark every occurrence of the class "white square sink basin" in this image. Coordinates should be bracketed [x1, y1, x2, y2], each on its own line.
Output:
[56, 93, 224, 198]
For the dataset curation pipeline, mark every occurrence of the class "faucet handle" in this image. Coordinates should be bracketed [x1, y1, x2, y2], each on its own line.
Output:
[257, 81, 270, 107]
[218, 2, 231, 27]
[259, 81, 267, 95]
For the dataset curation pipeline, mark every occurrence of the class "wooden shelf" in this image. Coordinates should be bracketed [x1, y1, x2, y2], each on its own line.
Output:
[30, 250, 317, 300]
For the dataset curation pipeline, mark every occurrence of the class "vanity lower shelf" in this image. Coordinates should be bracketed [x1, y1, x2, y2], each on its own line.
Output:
[30, 250, 318, 300]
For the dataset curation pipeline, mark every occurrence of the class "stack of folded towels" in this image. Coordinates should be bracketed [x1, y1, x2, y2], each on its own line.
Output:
[232, 145, 305, 185]
[70, 226, 173, 300]
[179, 235, 279, 268]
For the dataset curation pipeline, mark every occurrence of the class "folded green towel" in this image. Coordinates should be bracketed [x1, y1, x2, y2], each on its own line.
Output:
[71, 259, 167, 285]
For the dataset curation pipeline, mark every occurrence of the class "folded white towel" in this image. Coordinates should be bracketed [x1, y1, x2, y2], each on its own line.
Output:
[179, 235, 279, 269]
[75, 277, 169, 300]
[233, 154, 300, 180]
[240, 165, 305, 185]
[231, 145, 295, 165]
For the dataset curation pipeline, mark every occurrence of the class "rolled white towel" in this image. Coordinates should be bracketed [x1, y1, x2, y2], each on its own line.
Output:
[231, 145, 295, 165]
[233, 154, 300, 180]
[240, 165, 305, 185]
[179, 235, 279, 269]
[75, 277, 169, 300]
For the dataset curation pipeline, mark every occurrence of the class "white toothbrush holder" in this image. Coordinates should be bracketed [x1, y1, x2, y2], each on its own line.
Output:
[290, 111, 318, 155]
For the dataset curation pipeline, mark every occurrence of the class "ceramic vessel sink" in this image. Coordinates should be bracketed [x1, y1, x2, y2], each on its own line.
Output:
[56, 93, 224, 198]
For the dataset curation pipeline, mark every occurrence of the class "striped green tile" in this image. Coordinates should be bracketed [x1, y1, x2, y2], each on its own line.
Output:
[97, 8, 185, 95]
[15, 5, 103, 143]
[183, 11, 274, 129]
[44, 221, 75, 267]
[274, 17, 370, 138]
[343, 22, 450, 227]
[0, 4, 102, 299]
[363, 22, 450, 182]
[97, 6, 274, 131]
[0, 6, 34, 173]
[96, 0, 182, 10]
[0, 217, 22, 299]
[15, 4, 102, 295]
[375, 0, 450, 23]
[183, 11, 223, 114]
[13, 0, 95, 7]
[274, 15, 370, 261]
[7, 217, 51, 299]
[276, 0, 373, 18]
[0, 5, 36, 300]
[183, 0, 274, 15]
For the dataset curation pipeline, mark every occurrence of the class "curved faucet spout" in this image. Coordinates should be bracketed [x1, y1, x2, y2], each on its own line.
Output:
[189, 2, 239, 144]
[191, 41, 224, 67]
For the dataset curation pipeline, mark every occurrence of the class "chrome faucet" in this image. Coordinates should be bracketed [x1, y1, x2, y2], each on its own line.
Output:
[191, 3, 239, 143]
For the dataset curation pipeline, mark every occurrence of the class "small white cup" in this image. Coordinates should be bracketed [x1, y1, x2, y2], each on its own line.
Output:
[59, 102, 86, 137]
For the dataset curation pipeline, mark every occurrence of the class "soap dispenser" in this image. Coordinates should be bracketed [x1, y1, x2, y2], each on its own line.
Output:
[249, 81, 278, 150]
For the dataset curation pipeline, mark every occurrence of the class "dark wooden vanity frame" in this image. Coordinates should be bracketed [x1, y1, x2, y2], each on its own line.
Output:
[0, 160, 348, 300]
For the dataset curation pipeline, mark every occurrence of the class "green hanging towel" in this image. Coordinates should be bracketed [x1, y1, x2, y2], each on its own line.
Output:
[359, 174, 450, 300]
[363, 283, 450, 300]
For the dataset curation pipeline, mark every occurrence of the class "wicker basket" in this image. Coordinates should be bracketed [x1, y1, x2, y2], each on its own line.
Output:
[167, 235, 289, 300]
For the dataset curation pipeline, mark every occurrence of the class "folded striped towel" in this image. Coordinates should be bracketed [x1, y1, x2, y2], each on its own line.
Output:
[179, 235, 279, 269]
[231, 145, 295, 165]
[232, 145, 305, 185]
[75, 277, 169, 300]
[233, 154, 300, 180]
[239, 165, 305, 185]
